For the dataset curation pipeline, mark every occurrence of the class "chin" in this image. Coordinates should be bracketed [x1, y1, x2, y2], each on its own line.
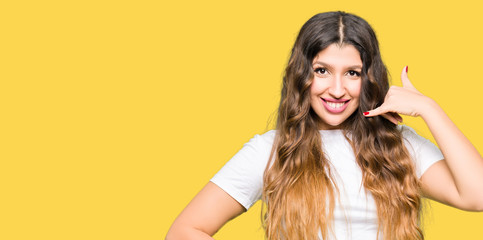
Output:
[319, 119, 346, 130]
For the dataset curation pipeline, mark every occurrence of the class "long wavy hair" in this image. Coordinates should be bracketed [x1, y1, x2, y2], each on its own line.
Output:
[262, 12, 423, 240]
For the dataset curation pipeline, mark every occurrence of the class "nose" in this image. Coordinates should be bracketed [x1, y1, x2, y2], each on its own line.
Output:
[328, 75, 345, 98]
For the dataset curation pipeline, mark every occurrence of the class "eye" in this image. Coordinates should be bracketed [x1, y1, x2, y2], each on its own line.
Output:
[347, 70, 361, 77]
[314, 67, 327, 75]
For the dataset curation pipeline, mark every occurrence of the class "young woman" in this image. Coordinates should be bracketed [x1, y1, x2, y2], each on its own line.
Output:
[166, 11, 483, 240]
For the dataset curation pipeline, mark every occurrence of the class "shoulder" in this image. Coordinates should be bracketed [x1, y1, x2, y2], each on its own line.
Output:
[210, 130, 277, 209]
[398, 124, 418, 137]
[237, 130, 277, 154]
[398, 125, 431, 150]
[254, 129, 277, 147]
[397, 125, 444, 178]
[222, 130, 276, 166]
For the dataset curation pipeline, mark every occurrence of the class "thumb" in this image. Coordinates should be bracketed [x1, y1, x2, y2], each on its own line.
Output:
[401, 65, 415, 89]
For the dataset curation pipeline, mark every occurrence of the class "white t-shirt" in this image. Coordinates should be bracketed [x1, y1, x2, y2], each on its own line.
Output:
[210, 125, 443, 240]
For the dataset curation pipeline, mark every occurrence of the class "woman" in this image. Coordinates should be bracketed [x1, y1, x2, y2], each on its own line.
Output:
[166, 11, 483, 240]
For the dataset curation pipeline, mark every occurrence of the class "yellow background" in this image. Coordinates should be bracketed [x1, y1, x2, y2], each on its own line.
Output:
[1, 0, 482, 239]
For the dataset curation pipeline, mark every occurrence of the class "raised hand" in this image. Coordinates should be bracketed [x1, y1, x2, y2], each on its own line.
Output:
[363, 66, 432, 124]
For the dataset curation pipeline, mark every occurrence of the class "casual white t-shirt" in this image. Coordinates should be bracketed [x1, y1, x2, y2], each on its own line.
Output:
[210, 125, 443, 240]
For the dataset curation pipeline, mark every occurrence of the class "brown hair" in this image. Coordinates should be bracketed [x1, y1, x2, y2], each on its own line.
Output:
[262, 11, 423, 240]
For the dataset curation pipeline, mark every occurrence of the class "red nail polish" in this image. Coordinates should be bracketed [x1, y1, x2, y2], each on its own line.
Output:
[406, 66, 408, 73]
[363, 112, 369, 116]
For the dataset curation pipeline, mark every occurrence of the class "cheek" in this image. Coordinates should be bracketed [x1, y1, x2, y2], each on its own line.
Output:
[309, 79, 318, 93]
[310, 78, 328, 95]
[309, 81, 322, 107]
[309, 81, 318, 99]
[348, 81, 362, 98]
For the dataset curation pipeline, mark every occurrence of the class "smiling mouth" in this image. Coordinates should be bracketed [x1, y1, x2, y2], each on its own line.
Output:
[321, 98, 350, 113]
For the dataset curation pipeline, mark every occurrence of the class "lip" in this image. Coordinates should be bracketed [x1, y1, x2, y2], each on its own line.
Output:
[321, 98, 350, 113]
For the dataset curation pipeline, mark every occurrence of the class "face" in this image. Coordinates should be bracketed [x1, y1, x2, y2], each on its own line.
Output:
[310, 43, 362, 130]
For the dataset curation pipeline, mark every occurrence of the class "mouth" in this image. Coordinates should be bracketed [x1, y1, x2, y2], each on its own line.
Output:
[321, 98, 350, 113]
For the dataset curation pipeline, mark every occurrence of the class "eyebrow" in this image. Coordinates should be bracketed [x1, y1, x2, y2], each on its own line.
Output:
[312, 61, 362, 69]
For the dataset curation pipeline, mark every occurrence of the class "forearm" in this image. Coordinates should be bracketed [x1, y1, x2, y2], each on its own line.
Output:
[421, 98, 483, 206]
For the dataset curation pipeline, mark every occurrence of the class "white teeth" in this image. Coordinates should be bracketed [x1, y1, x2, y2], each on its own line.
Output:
[327, 102, 345, 109]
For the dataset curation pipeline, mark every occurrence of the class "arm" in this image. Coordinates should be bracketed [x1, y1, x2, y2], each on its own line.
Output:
[165, 181, 246, 240]
[418, 99, 483, 211]
[365, 66, 483, 211]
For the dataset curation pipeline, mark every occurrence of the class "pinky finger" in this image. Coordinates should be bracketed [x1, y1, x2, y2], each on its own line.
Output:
[390, 112, 403, 123]
[381, 113, 399, 125]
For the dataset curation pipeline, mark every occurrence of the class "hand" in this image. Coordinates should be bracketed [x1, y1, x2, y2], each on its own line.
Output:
[363, 66, 432, 124]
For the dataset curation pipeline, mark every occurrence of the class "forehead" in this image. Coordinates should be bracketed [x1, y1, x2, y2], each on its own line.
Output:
[312, 43, 362, 66]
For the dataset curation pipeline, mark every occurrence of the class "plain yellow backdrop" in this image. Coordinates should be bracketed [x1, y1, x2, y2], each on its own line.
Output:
[1, 0, 482, 239]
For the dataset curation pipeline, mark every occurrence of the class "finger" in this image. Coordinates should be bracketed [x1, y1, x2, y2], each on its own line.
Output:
[382, 113, 399, 125]
[390, 112, 403, 123]
[363, 107, 399, 125]
[363, 105, 388, 117]
[401, 65, 415, 89]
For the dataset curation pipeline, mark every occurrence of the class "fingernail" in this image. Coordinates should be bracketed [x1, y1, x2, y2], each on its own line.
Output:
[363, 112, 369, 116]
[406, 65, 408, 73]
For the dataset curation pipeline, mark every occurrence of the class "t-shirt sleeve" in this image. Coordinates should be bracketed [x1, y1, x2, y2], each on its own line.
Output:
[210, 131, 274, 210]
[400, 125, 444, 178]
